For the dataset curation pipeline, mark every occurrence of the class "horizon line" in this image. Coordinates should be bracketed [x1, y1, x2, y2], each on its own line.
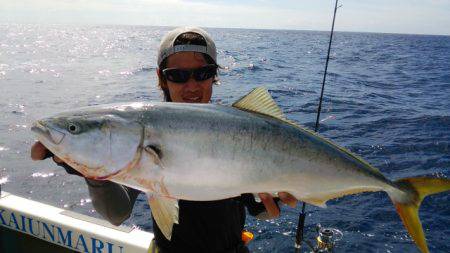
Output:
[1, 22, 449, 37]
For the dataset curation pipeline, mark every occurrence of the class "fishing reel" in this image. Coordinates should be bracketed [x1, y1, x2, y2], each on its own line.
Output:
[296, 224, 343, 253]
[314, 224, 343, 252]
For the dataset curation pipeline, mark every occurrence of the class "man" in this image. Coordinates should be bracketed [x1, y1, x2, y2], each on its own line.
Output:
[31, 27, 297, 253]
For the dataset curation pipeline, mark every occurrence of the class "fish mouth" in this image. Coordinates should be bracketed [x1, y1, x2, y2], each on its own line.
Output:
[31, 120, 65, 145]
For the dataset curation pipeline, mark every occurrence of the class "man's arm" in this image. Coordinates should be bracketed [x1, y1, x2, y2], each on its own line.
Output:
[241, 193, 280, 220]
[86, 179, 141, 226]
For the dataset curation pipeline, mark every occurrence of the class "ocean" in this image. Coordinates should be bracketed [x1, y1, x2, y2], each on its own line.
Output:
[0, 24, 449, 252]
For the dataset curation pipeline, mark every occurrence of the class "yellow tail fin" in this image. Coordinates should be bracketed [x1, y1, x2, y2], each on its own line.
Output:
[393, 177, 450, 253]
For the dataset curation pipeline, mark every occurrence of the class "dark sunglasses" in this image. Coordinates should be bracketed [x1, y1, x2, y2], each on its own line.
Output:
[162, 64, 217, 83]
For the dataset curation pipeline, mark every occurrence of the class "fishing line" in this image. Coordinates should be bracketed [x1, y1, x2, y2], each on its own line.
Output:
[294, 0, 341, 251]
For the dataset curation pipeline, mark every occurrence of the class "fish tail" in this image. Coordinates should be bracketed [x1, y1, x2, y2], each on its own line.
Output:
[390, 177, 450, 253]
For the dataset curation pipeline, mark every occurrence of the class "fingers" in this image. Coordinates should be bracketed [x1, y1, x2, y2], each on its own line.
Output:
[31, 141, 48, 160]
[278, 192, 297, 208]
[258, 193, 280, 219]
[31, 141, 63, 163]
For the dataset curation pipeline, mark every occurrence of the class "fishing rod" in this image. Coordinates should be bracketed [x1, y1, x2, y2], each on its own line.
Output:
[295, 0, 341, 252]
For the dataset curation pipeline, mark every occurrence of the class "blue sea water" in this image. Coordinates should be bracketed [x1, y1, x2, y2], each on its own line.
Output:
[0, 24, 449, 252]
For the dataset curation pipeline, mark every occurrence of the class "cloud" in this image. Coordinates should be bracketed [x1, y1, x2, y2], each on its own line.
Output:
[0, 0, 449, 35]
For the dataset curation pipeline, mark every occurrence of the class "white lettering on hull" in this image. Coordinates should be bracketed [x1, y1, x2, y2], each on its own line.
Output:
[0, 208, 125, 253]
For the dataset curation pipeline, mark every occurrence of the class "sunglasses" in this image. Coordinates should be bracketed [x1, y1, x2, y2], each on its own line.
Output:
[162, 64, 217, 83]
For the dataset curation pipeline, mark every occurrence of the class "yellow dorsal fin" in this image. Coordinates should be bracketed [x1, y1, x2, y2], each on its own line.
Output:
[232, 87, 286, 120]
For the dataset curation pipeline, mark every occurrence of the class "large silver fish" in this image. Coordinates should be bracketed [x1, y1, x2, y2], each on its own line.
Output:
[32, 87, 449, 253]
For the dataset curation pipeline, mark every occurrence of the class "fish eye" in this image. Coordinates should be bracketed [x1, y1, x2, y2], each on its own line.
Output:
[67, 123, 81, 134]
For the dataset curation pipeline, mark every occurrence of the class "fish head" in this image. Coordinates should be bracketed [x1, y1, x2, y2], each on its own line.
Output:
[32, 113, 143, 180]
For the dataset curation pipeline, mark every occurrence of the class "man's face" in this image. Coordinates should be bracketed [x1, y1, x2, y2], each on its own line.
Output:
[161, 52, 213, 103]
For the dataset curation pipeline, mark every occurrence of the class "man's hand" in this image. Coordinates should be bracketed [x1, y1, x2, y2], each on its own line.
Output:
[258, 192, 297, 219]
[31, 141, 82, 176]
[31, 141, 60, 162]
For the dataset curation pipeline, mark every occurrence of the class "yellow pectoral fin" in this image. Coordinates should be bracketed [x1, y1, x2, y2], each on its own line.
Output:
[147, 194, 179, 241]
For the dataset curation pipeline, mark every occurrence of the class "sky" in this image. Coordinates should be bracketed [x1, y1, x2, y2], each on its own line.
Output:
[0, 0, 449, 35]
